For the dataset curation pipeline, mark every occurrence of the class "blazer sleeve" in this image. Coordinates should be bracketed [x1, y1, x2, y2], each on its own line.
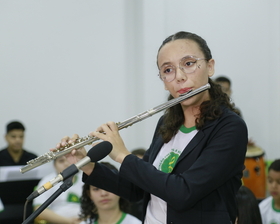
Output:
[82, 116, 165, 202]
[119, 111, 248, 211]
[84, 111, 247, 210]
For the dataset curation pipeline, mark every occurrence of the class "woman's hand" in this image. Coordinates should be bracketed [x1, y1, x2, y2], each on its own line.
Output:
[51, 134, 95, 175]
[89, 121, 131, 164]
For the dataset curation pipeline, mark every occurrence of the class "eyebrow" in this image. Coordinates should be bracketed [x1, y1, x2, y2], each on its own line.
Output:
[159, 62, 173, 68]
[159, 55, 200, 68]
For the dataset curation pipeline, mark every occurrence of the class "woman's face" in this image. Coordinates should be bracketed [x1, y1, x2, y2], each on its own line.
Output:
[157, 39, 215, 108]
[88, 185, 120, 211]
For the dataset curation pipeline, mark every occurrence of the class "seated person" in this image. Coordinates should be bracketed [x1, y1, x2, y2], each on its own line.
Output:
[259, 159, 280, 224]
[79, 162, 141, 224]
[0, 121, 38, 223]
[235, 185, 262, 224]
[0, 121, 37, 166]
[33, 156, 83, 224]
[215, 76, 242, 117]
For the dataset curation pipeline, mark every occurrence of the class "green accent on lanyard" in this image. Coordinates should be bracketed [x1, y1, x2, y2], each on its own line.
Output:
[94, 212, 126, 224]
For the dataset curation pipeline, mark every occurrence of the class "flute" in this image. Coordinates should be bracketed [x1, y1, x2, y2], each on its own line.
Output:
[20, 83, 210, 174]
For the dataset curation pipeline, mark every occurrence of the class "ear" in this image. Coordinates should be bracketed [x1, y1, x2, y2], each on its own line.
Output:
[207, 59, 215, 77]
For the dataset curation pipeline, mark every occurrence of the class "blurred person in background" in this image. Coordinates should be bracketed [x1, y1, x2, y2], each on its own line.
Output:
[215, 76, 242, 117]
[0, 121, 38, 223]
[0, 121, 37, 166]
[259, 159, 280, 224]
[79, 162, 141, 224]
[33, 156, 83, 224]
[235, 185, 262, 224]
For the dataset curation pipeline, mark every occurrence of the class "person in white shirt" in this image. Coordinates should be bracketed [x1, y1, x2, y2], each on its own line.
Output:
[79, 162, 141, 224]
[259, 159, 280, 224]
[33, 156, 83, 224]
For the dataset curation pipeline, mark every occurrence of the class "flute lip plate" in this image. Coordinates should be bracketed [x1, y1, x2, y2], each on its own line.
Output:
[179, 89, 193, 97]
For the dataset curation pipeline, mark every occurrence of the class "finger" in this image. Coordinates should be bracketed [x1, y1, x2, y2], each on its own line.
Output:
[89, 130, 107, 141]
[92, 124, 110, 137]
[69, 134, 80, 144]
[60, 136, 71, 147]
[71, 149, 77, 155]
[106, 121, 118, 131]
[50, 147, 57, 152]
[95, 123, 109, 133]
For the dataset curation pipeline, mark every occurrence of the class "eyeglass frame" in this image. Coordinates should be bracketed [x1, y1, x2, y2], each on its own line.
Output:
[158, 55, 207, 82]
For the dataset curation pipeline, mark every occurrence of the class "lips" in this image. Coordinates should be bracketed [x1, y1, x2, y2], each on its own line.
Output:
[100, 199, 110, 204]
[178, 88, 192, 94]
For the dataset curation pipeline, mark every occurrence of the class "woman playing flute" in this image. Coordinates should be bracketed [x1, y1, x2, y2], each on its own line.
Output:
[56, 31, 248, 224]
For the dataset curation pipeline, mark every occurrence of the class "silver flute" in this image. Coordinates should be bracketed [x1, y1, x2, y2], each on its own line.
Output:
[20, 83, 210, 174]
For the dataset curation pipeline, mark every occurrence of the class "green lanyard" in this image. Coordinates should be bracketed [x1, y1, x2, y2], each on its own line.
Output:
[94, 212, 126, 224]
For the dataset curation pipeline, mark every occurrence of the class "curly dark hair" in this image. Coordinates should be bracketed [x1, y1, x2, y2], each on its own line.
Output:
[157, 31, 239, 143]
[79, 162, 131, 223]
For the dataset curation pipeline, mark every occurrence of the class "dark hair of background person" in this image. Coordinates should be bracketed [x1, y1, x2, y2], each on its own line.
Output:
[131, 148, 146, 158]
[6, 121, 25, 133]
[235, 186, 262, 224]
[268, 159, 280, 172]
[215, 76, 231, 86]
[157, 31, 239, 143]
[214, 76, 242, 118]
[79, 162, 131, 222]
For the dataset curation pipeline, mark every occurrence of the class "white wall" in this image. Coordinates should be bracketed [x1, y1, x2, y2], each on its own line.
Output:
[1, 1, 279, 174]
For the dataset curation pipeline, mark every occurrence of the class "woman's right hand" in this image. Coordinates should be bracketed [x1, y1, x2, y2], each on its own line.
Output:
[52, 134, 95, 175]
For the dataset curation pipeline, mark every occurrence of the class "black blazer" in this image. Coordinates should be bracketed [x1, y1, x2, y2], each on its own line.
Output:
[84, 107, 248, 224]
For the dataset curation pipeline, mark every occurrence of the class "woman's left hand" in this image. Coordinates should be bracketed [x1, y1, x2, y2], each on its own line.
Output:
[89, 121, 130, 163]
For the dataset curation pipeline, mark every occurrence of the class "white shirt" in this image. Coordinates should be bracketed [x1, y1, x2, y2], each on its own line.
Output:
[259, 196, 280, 224]
[145, 126, 198, 224]
[33, 171, 83, 218]
[79, 213, 141, 224]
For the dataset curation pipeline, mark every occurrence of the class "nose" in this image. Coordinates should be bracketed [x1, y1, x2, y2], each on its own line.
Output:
[175, 66, 187, 82]
[100, 189, 109, 196]
[15, 137, 23, 144]
[271, 181, 278, 189]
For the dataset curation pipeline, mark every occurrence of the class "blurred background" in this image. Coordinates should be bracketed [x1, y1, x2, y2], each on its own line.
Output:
[1, 0, 279, 172]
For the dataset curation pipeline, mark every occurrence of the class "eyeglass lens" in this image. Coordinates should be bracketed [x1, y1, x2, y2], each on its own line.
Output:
[159, 56, 200, 82]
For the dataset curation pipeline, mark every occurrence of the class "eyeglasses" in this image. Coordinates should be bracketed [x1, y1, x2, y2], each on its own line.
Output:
[158, 55, 207, 82]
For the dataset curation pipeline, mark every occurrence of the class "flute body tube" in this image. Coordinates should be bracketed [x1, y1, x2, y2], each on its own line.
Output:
[20, 83, 210, 174]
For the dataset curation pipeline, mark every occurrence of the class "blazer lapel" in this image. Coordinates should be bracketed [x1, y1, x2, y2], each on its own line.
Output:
[176, 130, 205, 164]
[176, 118, 217, 165]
